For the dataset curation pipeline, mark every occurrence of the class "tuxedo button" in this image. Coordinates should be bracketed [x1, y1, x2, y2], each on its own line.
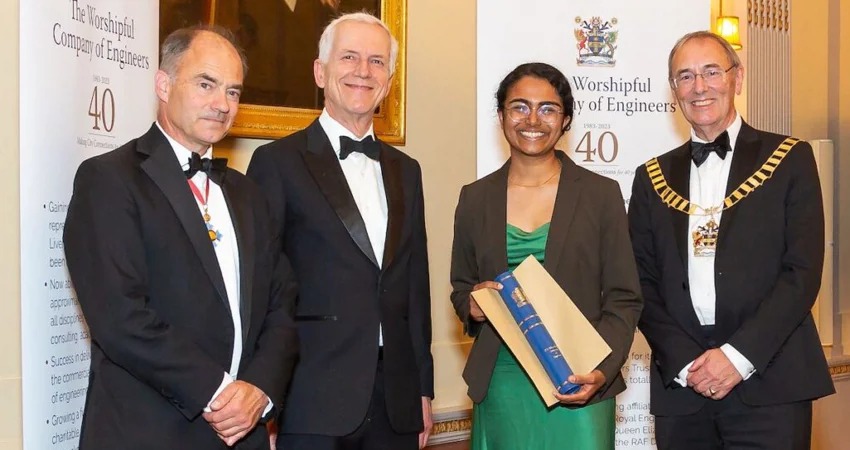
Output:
[682, 282, 689, 291]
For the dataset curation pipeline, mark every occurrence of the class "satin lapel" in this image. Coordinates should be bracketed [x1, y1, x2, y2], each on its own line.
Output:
[544, 152, 579, 274]
[485, 161, 510, 276]
[221, 176, 254, 342]
[717, 122, 760, 251]
[379, 144, 404, 271]
[664, 144, 704, 339]
[666, 144, 693, 269]
[302, 122, 379, 267]
[138, 126, 229, 306]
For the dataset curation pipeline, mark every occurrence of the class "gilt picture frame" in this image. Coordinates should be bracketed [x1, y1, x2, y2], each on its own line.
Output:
[160, 0, 407, 144]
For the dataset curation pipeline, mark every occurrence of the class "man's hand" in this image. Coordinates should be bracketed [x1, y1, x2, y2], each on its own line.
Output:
[469, 281, 503, 322]
[686, 348, 743, 400]
[419, 396, 433, 449]
[552, 369, 606, 405]
[203, 380, 269, 446]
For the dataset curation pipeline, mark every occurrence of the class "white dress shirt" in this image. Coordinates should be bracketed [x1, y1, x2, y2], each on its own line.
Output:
[674, 114, 756, 386]
[318, 110, 388, 345]
[156, 123, 272, 414]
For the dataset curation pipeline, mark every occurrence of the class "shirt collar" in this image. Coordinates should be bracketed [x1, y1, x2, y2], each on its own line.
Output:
[690, 112, 742, 152]
[317, 109, 375, 158]
[155, 121, 213, 172]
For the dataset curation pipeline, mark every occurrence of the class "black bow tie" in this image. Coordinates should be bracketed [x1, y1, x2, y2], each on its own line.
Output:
[690, 131, 730, 167]
[184, 152, 228, 183]
[339, 135, 380, 161]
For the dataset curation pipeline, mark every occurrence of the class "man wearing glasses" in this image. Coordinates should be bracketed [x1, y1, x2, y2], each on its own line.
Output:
[628, 31, 833, 449]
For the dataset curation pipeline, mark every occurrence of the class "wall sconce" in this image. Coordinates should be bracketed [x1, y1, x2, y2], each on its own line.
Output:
[716, 0, 743, 50]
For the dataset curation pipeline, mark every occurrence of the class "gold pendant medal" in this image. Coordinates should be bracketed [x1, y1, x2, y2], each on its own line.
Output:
[187, 178, 222, 245]
[692, 207, 720, 257]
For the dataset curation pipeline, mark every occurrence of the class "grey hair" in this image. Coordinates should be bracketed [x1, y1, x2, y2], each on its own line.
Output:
[667, 31, 741, 83]
[317, 12, 398, 76]
[160, 24, 248, 77]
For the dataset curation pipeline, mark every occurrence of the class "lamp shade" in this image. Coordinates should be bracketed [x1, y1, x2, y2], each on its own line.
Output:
[716, 16, 743, 50]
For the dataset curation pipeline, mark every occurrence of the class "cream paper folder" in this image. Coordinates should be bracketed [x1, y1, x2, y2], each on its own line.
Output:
[471, 255, 612, 407]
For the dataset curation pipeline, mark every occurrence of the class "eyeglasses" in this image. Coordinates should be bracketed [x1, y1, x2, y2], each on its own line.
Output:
[505, 103, 564, 124]
[671, 64, 737, 89]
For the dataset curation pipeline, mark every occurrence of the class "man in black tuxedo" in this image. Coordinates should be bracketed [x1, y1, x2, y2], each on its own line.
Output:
[628, 31, 834, 450]
[247, 12, 434, 450]
[64, 26, 297, 450]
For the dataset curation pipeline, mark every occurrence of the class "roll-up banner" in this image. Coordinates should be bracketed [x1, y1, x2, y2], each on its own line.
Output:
[20, 1, 157, 448]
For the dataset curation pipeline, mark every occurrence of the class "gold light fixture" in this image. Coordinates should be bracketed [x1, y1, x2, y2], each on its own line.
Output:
[716, 0, 743, 50]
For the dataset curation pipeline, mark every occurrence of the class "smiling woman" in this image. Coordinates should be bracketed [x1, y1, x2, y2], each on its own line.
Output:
[450, 62, 643, 450]
[159, 0, 408, 143]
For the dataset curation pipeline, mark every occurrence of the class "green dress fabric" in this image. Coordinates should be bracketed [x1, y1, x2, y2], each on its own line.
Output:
[470, 223, 615, 450]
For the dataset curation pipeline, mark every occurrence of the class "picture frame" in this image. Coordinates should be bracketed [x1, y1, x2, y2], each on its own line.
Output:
[160, 0, 407, 144]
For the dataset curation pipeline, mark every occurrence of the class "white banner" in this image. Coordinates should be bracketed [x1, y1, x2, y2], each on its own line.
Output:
[477, 1, 709, 448]
[20, 1, 157, 448]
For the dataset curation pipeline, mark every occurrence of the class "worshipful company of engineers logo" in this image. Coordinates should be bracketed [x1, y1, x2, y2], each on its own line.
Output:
[574, 16, 618, 67]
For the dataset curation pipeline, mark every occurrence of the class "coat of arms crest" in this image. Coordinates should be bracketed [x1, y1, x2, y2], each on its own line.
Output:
[575, 16, 618, 67]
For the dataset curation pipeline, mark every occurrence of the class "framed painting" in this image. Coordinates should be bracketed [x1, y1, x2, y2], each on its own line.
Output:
[160, 0, 407, 144]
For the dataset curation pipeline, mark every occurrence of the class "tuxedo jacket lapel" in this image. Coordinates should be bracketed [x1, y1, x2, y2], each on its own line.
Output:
[717, 122, 761, 252]
[544, 153, 580, 274]
[303, 122, 379, 267]
[380, 143, 404, 270]
[138, 126, 229, 307]
[222, 176, 254, 342]
[667, 144, 692, 269]
[659, 143, 706, 340]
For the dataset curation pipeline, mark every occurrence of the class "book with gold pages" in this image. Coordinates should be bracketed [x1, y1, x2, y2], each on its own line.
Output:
[472, 255, 612, 406]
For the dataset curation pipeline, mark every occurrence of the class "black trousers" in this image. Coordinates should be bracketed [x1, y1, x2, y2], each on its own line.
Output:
[279, 358, 419, 450]
[655, 394, 812, 450]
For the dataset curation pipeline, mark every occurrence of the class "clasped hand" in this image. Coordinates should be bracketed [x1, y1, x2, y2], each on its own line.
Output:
[686, 348, 743, 400]
[203, 380, 268, 446]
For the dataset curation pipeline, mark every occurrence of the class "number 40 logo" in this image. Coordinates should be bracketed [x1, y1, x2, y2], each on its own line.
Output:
[574, 131, 618, 163]
[88, 85, 116, 133]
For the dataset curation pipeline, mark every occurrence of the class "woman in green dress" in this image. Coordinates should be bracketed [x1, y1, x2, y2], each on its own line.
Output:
[450, 62, 643, 449]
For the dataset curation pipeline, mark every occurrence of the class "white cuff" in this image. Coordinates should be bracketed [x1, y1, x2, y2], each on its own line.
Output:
[262, 396, 273, 417]
[720, 343, 756, 380]
[204, 372, 234, 413]
[674, 361, 695, 387]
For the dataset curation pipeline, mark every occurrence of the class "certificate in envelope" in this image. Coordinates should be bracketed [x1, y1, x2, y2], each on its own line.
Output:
[471, 255, 612, 406]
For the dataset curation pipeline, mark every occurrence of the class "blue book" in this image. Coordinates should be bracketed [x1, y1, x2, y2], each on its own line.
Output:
[495, 270, 580, 395]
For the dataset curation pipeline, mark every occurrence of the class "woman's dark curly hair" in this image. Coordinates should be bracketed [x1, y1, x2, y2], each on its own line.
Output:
[495, 62, 574, 133]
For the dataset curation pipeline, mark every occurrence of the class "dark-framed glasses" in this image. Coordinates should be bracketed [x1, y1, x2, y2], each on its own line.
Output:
[672, 64, 737, 89]
[505, 103, 564, 124]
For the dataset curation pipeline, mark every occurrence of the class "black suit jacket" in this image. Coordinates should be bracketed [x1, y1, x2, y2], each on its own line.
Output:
[628, 122, 834, 416]
[64, 125, 298, 450]
[450, 151, 643, 404]
[247, 119, 433, 436]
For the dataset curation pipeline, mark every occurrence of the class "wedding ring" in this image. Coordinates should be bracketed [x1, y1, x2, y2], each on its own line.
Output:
[709, 387, 716, 395]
